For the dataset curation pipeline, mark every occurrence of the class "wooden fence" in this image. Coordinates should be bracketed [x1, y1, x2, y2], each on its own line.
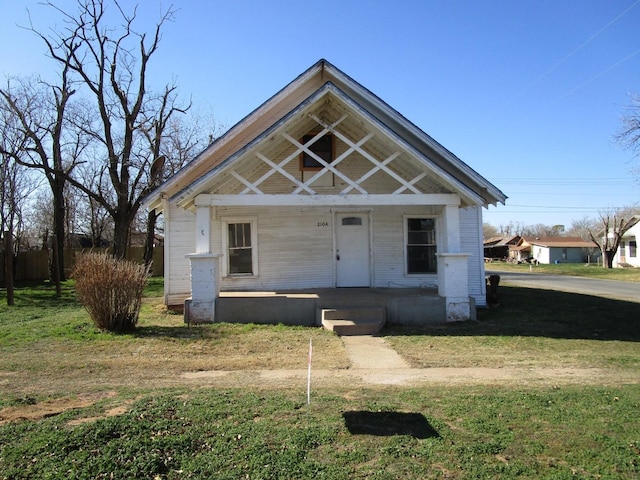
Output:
[0, 247, 164, 283]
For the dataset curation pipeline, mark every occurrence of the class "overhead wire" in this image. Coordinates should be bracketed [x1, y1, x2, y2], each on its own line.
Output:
[487, 0, 640, 119]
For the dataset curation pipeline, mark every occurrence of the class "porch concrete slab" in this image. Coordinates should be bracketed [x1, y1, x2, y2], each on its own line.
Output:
[342, 335, 410, 370]
[215, 287, 445, 326]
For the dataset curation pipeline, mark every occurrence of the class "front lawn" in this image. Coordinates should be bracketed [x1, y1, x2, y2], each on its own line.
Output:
[486, 262, 640, 282]
[1, 278, 639, 479]
[1, 386, 638, 479]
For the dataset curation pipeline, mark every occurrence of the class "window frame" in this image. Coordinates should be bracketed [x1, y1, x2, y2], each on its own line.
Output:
[630, 240, 637, 258]
[221, 217, 258, 277]
[299, 132, 334, 171]
[403, 215, 438, 275]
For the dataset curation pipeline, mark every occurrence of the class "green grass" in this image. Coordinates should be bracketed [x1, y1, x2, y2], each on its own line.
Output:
[486, 262, 640, 282]
[1, 278, 639, 478]
[0, 386, 638, 479]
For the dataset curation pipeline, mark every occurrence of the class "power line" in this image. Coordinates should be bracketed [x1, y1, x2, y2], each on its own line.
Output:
[490, 177, 635, 186]
[487, 0, 640, 117]
[507, 192, 633, 196]
[507, 204, 611, 210]
[534, 46, 640, 113]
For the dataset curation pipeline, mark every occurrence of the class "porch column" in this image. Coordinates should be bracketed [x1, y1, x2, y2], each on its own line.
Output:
[438, 205, 471, 321]
[442, 204, 461, 253]
[185, 198, 220, 323]
[195, 199, 212, 254]
[185, 253, 221, 324]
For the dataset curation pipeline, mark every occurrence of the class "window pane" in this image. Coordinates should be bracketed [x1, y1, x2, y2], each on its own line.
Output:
[342, 217, 362, 226]
[630, 241, 637, 258]
[229, 248, 252, 274]
[228, 223, 253, 275]
[228, 223, 251, 248]
[408, 218, 435, 232]
[408, 231, 435, 245]
[407, 246, 437, 273]
[407, 218, 437, 274]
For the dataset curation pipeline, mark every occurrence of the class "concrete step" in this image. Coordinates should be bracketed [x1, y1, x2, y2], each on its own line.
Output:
[321, 307, 386, 336]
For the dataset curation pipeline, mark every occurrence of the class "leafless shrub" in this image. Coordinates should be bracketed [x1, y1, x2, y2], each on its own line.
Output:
[73, 252, 150, 333]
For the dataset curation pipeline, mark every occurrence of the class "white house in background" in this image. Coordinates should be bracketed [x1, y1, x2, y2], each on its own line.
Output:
[614, 216, 640, 267]
[527, 237, 599, 264]
[142, 59, 507, 325]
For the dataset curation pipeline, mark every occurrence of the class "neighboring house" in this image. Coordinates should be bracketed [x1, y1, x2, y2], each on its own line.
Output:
[509, 243, 531, 263]
[484, 235, 521, 260]
[614, 216, 640, 267]
[524, 237, 599, 264]
[142, 59, 506, 325]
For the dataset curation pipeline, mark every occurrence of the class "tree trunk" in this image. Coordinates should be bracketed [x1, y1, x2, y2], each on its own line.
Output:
[111, 206, 133, 260]
[51, 235, 62, 298]
[143, 209, 158, 266]
[52, 180, 66, 281]
[4, 231, 14, 306]
[603, 249, 614, 269]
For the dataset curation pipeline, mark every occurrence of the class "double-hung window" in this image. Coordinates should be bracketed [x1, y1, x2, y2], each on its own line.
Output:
[223, 218, 257, 276]
[405, 217, 437, 274]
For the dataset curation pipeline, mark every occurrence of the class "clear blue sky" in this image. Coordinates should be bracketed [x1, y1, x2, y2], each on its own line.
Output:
[1, 0, 639, 230]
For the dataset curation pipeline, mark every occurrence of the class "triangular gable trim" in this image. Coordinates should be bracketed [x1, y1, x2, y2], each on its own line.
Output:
[144, 59, 506, 211]
[172, 82, 485, 209]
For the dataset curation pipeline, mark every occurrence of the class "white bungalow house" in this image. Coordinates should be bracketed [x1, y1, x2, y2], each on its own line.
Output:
[526, 237, 599, 264]
[614, 216, 640, 267]
[142, 59, 506, 326]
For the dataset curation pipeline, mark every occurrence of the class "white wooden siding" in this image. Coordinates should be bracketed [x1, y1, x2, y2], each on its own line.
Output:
[460, 205, 486, 306]
[165, 203, 195, 304]
[209, 205, 443, 291]
[371, 206, 439, 288]
[212, 206, 335, 291]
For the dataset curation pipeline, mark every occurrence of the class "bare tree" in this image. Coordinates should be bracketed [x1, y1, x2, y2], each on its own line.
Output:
[140, 110, 223, 265]
[1, 108, 40, 301]
[0, 72, 80, 280]
[500, 221, 525, 237]
[520, 223, 564, 238]
[588, 207, 640, 268]
[567, 216, 598, 241]
[24, 0, 189, 259]
[617, 93, 640, 161]
[483, 223, 499, 240]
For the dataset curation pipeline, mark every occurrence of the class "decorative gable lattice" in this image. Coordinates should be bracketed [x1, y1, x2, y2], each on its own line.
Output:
[180, 87, 457, 206]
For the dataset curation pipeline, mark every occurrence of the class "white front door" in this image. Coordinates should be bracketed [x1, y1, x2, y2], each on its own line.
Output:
[335, 212, 370, 287]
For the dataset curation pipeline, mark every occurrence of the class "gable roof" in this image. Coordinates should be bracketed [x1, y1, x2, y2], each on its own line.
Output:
[484, 235, 521, 247]
[143, 59, 507, 211]
[523, 237, 597, 248]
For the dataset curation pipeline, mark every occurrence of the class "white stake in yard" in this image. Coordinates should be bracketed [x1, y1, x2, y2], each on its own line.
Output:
[307, 338, 313, 405]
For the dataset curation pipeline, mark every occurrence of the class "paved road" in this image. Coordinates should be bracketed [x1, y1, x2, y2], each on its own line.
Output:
[487, 271, 640, 303]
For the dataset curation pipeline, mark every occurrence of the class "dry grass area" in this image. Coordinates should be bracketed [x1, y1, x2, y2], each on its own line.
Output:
[385, 285, 639, 379]
[386, 334, 640, 370]
[0, 297, 349, 398]
[1, 280, 638, 400]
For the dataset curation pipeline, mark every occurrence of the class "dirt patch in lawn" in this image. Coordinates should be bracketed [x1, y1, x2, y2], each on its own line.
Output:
[0, 364, 636, 426]
[0, 391, 118, 425]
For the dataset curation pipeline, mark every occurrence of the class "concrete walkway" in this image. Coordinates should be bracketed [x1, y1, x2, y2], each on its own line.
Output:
[341, 335, 410, 369]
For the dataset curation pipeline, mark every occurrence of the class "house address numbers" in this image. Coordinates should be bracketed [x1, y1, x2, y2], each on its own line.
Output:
[316, 221, 330, 227]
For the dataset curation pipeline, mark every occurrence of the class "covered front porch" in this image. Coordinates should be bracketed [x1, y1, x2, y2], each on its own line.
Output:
[185, 287, 476, 333]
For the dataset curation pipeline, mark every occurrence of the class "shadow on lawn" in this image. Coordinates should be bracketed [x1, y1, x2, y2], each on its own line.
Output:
[133, 324, 216, 340]
[385, 286, 640, 342]
[343, 411, 440, 438]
